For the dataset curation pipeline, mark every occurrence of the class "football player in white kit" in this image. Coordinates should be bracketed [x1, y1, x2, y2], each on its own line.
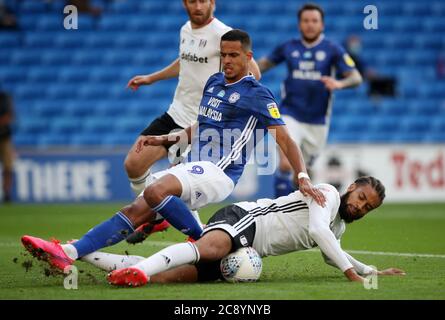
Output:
[85, 176, 405, 286]
[125, 0, 260, 196]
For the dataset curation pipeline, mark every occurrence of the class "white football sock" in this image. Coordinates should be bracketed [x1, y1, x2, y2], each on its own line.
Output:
[80, 252, 145, 272]
[62, 244, 79, 260]
[129, 169, 151, 196]
[134, 242, 200, 277]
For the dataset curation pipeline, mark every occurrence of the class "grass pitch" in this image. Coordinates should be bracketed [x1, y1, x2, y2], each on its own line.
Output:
[0, 202, 444, 300]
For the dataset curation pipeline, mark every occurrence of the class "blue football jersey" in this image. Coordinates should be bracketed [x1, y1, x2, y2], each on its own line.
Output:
[267, 35, 356, 124]
[188, 72, 285, 184]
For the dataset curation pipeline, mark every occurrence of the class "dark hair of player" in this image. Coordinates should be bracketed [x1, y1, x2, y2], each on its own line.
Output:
[297, 3, 325, 22]
[354, 176, 386, 203]
[221, 29, 252, 52]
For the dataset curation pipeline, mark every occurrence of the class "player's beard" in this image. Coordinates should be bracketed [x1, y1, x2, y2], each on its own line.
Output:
[302, 31, 322, 44]
[187, 7, 213, 27]
[339, 192, 362, 224]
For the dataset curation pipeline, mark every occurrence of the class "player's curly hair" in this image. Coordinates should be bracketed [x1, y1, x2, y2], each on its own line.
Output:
[354, 176, 386, 203]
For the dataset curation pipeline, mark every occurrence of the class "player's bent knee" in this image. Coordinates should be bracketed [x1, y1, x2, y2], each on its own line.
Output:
[124, 154, 145, 178]
[143, 184, 169, 207]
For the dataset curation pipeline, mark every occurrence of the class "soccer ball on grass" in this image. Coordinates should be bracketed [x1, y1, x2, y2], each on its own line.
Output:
[220, 247, 262, 282]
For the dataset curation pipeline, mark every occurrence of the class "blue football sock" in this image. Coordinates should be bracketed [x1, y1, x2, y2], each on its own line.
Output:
[274, 169, 295, 198]
[153, 195, 203, 240]
[73, 212, 134, 258]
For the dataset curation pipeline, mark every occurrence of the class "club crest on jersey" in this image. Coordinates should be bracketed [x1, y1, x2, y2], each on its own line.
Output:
[291, 50, 300, 58]
[267, 103, 281, 119]
[229, 92, 240, 103]
[217, 90, 226, 98]
[315, 50, 326, 61]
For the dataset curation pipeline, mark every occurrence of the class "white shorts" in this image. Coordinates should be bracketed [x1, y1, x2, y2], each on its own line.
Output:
[282, 115, 328, 167]
[144, 161, 235, 211]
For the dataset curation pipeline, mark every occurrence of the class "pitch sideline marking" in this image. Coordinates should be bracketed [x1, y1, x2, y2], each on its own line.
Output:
[2, 241, 445, 258]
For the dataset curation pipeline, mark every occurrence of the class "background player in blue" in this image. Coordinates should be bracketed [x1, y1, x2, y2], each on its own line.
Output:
[258, 3, 363, 197]
[21, 30, 326, 272]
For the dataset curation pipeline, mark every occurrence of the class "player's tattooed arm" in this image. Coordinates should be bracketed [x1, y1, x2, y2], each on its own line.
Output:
[320, 69, 363, 90]
[257, 57, 276, 73]
[127, 58, 180, 90]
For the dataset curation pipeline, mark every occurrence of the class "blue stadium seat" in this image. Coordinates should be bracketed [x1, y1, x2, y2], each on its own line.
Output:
[50, 118, 82, 134]
[70, 133, 105, 147]
[37, 134, 71, 147]
[81, 117, 115, 134]
[17, 117, 49, 135]
[24, 31, 55, 47]
[0, 32, 21, 48]
[103, 133, 136, 146]
[9, 49, 42, 65]
[13, 133, 39, 147]
[27, 66, 60, 82]
[83, 32, 116, 48]
[399, 116, 432, 135]
[33, 100, 66, 118]
[98, 14, 129, 31]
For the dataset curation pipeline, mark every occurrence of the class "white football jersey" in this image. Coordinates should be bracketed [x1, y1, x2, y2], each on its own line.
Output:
[235, 183, 345, 257]
[167, 18, 231, 128]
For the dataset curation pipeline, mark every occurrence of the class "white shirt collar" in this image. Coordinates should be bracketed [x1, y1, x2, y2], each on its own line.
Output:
[301, 33, 325, 49]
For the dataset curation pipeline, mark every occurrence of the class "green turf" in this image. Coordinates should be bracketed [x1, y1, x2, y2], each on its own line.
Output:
[0, 202, 444, 300]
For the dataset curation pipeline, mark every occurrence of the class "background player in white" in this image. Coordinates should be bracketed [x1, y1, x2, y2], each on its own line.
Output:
[257, 3, 363, 197]
[91, 176, 405, 286]
[125, 0, 260, 196]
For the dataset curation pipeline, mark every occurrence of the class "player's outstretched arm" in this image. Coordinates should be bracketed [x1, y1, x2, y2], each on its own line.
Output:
[377, 268, 406, 276]
[257, 57, 276, 73]
[127, 58, 180, 90]
[320, 69, 362, 91]
[269, 125, 326, 206]
[249, 58, 262, 80]
[141, 123, 195, 149]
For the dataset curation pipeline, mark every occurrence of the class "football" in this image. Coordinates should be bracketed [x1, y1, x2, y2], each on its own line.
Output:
[220, 247, 263, 282]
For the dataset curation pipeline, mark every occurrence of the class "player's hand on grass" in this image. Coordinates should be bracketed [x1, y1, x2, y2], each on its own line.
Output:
[298, 177, 326, 207]
[320, 76, 343, 91]
[377, 268, 406, 276]
[127, 75, 155, 91]
[344, 268, 365, 283]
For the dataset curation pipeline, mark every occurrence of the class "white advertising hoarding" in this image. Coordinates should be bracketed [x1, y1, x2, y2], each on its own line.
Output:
[311, 144, 445, 202]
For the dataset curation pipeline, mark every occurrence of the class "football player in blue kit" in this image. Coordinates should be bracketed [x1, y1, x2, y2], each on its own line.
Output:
[258, 3, 363, 197]
[21, 30, 326, 273]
